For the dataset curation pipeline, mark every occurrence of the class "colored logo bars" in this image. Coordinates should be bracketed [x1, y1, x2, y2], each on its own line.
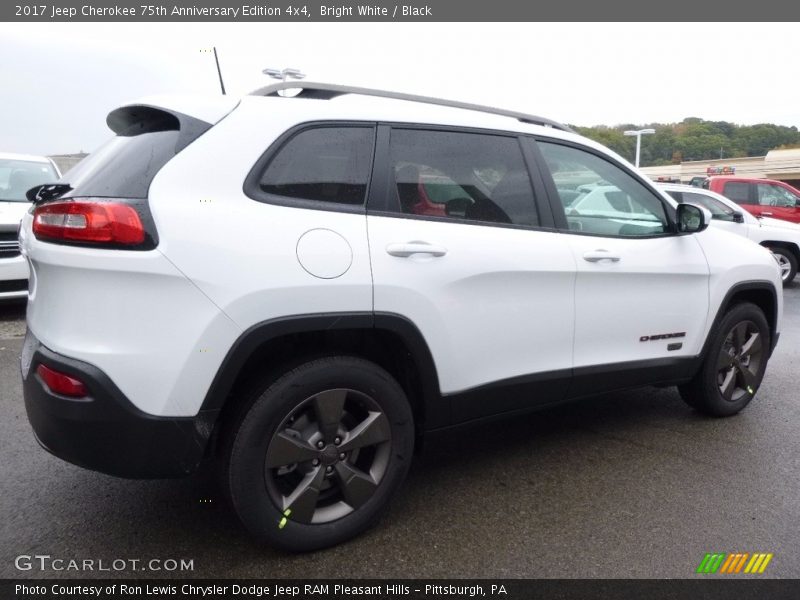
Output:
[697, 553, 774, 574]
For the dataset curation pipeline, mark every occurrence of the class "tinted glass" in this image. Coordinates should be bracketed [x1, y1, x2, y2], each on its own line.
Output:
[756, 183, 797, 207]
[63, 131, 181, 198]
[388, 129, 538, 226]
[0, 159, 58, 202]
[536, 141, 669, 237]
[667, 190, 736, 221]
[722, 182, 751, 204]
[259, 127, 373, 205]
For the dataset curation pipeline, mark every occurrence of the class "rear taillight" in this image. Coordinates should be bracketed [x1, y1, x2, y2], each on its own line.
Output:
[36, 364, 88, 398]
[33, 200, 145, 246]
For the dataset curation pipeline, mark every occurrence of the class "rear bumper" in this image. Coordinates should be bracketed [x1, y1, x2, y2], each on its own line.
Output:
[20, 330, 216, 478]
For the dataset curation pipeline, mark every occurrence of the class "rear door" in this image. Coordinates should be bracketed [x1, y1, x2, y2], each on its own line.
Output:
[366, 126, 576, 423]
[719, 180, 762, 217]
[754, 181, 800, 223]
[529, 139, 710, 395]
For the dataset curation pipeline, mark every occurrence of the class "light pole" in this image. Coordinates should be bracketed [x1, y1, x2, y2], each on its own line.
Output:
[623, 128, 655, 168]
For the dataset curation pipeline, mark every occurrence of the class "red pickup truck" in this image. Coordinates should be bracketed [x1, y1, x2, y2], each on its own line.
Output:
[704, 176, 800, 223]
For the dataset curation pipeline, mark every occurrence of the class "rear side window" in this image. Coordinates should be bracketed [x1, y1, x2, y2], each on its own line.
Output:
[386, 129, 539, 227]
[62, 107, 209, 199]
[723, 182, 751, 204]
[256, 127, 374, 206]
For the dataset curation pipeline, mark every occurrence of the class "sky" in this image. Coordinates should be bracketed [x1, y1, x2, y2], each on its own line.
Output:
[1, 22, 799, 156]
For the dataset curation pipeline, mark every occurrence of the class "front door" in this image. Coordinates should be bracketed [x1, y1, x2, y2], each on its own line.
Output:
[531, 139, 710, 393]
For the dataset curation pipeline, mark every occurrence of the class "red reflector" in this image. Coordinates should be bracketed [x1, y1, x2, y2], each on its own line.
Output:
[33, 200, 145, 245]
[36, 364, 88, 398]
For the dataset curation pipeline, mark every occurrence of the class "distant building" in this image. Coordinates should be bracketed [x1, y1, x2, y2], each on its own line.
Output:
[640, 149, 800, 188]
[48, 153, 88, 176]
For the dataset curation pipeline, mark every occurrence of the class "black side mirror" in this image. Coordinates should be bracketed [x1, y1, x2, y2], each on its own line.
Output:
[676, 203, 709, 234]
[733, 211, 744, 223]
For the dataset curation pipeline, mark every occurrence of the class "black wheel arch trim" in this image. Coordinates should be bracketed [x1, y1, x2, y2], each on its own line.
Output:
[200, 312, 448, 429]
[701, 280, 780, 359]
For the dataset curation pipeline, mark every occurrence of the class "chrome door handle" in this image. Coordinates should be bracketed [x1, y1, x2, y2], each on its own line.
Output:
[583, 250, 621, 263]
[386, 242, 448, 258]
[761, 212, 773, 216]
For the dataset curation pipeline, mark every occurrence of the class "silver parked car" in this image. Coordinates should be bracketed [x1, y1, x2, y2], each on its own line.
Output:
[0, 153, 60, 300]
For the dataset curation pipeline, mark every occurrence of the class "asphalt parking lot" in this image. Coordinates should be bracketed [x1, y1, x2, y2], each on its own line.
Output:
[1, 288, 799, 580]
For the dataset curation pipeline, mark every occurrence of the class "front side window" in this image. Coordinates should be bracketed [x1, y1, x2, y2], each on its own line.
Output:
[722, 182, 752, 204]
[257, 127, 374, 205]
[387, 129, 539, 227]
[535, 141, 669, 237]
[756, 183, 798, 208]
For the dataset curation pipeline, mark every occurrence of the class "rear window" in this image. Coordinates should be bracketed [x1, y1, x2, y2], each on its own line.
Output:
[61, 107, 209, 199]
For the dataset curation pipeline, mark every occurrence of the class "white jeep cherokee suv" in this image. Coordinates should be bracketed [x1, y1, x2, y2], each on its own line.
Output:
[19, 83, 782, 551]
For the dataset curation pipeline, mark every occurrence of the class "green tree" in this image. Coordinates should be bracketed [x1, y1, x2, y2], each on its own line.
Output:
[574, 118, 800, 167]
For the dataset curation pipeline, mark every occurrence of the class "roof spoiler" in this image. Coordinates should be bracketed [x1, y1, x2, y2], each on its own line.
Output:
[250, 81, 575, 133]
[26, 183, 72, 204]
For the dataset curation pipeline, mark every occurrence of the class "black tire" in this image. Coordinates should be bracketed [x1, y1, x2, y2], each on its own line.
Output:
[767, 247, 797, 285]
[679, 303, 770, 417]
[225, 356, 414, 551]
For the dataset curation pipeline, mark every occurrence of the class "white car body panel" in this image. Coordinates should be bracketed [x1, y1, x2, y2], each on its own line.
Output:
[20, 211, 241, 417]
[145, 101, 374, 328]
[565, 233, 710, 367]
[367, 215, 576, 394]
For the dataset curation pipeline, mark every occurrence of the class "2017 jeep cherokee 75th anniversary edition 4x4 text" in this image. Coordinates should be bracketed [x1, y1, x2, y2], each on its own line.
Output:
[19, 82, 782, 551]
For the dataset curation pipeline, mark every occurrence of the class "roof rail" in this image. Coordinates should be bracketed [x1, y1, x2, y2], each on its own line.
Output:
[250, 81, 575, 134]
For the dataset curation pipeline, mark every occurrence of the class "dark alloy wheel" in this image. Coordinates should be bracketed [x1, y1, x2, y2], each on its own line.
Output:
[715, 320, 764, 403]
[225, 356, 414, 551]
[264, 388, 392, 525]
[679, 302, 770, 417]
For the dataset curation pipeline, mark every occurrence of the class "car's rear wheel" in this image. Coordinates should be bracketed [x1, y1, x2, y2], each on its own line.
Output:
[679, 302, 770, 417]
[226, 356, 414, 551]
[768, 247, 797, 285]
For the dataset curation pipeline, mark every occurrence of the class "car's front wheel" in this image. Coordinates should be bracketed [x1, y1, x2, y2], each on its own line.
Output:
[226, 356, 414, 551]
[679, 302, 770, 417]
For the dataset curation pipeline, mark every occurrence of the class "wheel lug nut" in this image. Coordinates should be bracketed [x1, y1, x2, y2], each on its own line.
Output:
[326, 465, 333, 473]
[312, 459, 320, 466]
[339, 452, 346, 461]
[334, 436, 342, 445]
[316, 440, 325, 449]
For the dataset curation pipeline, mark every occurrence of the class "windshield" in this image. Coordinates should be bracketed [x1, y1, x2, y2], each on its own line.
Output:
[0, 159, 59, 202]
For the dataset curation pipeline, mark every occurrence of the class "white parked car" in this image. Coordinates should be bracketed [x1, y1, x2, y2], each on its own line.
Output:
[0, 153, 60, 300]
[659, 183, 800, 284]
[19, 82, 783, 551]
